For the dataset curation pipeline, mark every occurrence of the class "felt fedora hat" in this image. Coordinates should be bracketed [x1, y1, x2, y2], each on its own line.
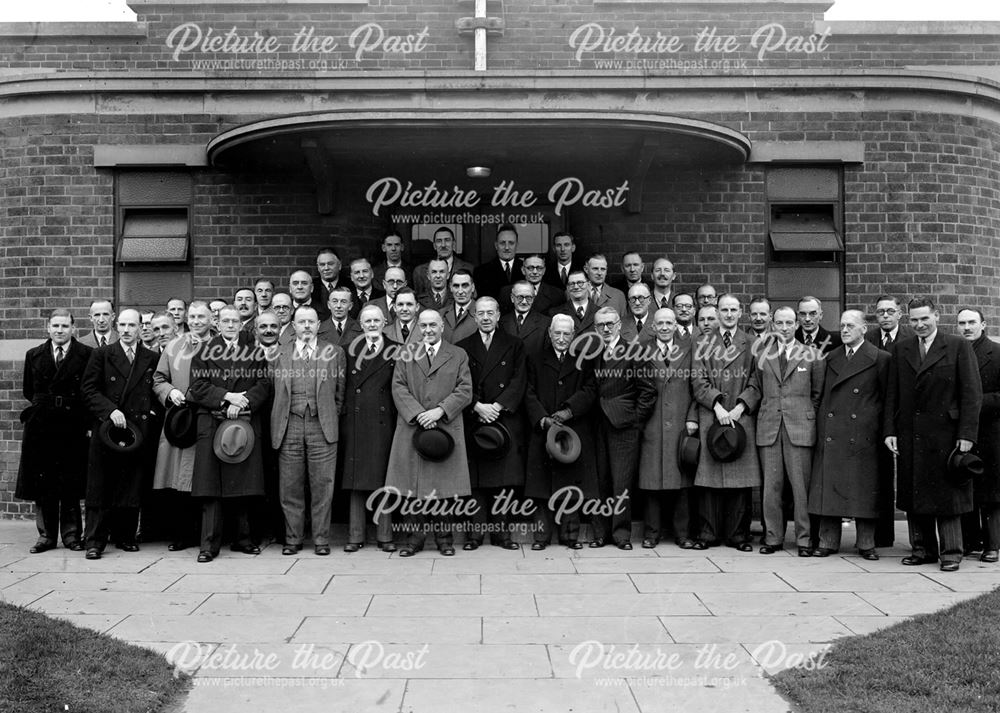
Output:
[706, 421, 746, 463]
[413, 427, 454, 462]
[545, 423, 582, 464]
[947, 446, 984, 486]
[471, 422, 511, 461]
[98, 419, 143, 454]
[163, 403, 198, 449]
[676, 431, 701, 477]
[212, 419, 255, 464]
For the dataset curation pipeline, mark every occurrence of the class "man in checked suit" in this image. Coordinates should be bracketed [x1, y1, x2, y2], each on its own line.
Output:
[866, 294, 914, 547]
[501, 281, 551, 355]
[270, 306, 345, 556]
[587, 307, 657, 549]
[885, 296, 982, 572]
[754, 306, 825, 556]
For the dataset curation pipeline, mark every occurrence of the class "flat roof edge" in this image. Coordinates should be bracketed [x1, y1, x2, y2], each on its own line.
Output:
[0, 22, 148, 38]
[816, 20, 1000, 37]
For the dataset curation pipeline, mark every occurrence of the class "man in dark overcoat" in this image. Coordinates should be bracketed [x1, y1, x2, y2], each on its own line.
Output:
[588, 307, 657, 549]
[340, 305, 399, 552]
[809, 310, 890, 559]
[637, 308, 699, 549]
[957, 308, 1000, 562]
[188, 305, 272, 562]
[523, 314, 599, 549]
[16, 309, 93, 552]
[885, 297, 982, 571]
[80, 308, 160, 558]
[500, 281, 550, 354]
[457, 297, 527, 550]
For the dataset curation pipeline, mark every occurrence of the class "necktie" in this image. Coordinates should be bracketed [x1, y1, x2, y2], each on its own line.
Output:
[661, 297, 669, 309]
[577, 306, 585, 320]
[805, 333, 814, 346]
[302, 345, 312, 361]
[336, 322, 343, 337]
[55, 346, 64, 367]
[327, 281, 335, 293]
[435, 292, 443, 307]
[360, 291, 368, 304]
[368, 341, 377, 354]
[389, 305, 396, 321]
[779, 348, 788, 374]
[592, 286, 601, 302]
[517, 314, 525, 332]
[846, 347, 855, 361]
[504, 262, 511, 281]
[919, 338, 928, 362]
[560, 267, 568, 285]
[557, 351, 565, 363]
[456, 307, 465, 322]
[126, 346, 134, 363]
[636, 318, 644, 334]
[723, 331, 732, 348]
[882, 333, 891, 349]
[426, 347, 434, 369]
[401, 324, 410, 341]
[99, 335, 107, 347]
[483, 333, 492, 350]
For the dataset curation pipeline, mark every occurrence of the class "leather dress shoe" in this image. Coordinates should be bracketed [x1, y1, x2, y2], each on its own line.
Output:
[377, 541, 397, 553]
[981, 550, 999, 563]
[798, 547, 813, 557]
[343, 543, 363, 553]
[940, 561, 961, 572]
[617, 542, 633, 551]
[85, 548, 101, 560]
[230, 543, 261, 555]
[690, 540, 709, 550]
[759, 544, 783, 554]
[463, 541, 480, 551]
[167, 542, 187, 552]
[589, 538, 606, 549]
[735, 542, 753, 553]
[641, 538, 658, 549]
[117, 542, 140, 553]
[901, 555, 938, 566]
[197, 551, 213, 563]
[497, 540, 520, 550]
[531, 542, 547, 551]
[438, 546, 456, 556]
[858, 548, 879, 561]
[66, 542, 85, 552]
[560, 539, 583, 550]
[675, 538, 693, 549]
[314, 544, 331, 556]
[398, 545, 421, 557]
[30, 541, 56, 554]
[281, 544, 302, 556]
[811, 548, 834, 558]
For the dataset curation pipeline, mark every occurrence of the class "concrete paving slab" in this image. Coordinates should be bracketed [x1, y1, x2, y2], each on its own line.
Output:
[662, 616, 853, 645]
[431, 554, 577, 573]
[481, 573, 636, 594]
[193, 593, 372, 617]
[708, 554, 868, 573]
[366, 593, 535, 617]
[49, 613, 128, 634]
[547, 643, 760, 679]
[166, 573, 332, 594]
[484, 616, 672, 644]
[0, 570, 40, 588]
[629, 675, 791, 713]
[695, 592, 884, 617]
[743, 641, 833, 676]
[572, 556, 721, 574]
[182, 678, 405, 713]
[853, 590, 984, 616]
[777, 571, 951, 592]
[630, 572, 795, 593]
[294, 616, 482, 645]
[28, 591, 210, 616]
[325, 573, 481, 594]
[535, 592, 709, 616]
[107, 614, 304, 643]
[4, 571, 182, 593]
[921, 572, 1000, 592]
[187, 643, 351, 678]
[288, 557, 434, 575]
[401, 679, 640, 713]
[142, 557, 294, 575]
[834, 616, 909, 636]
[5, 552, 163, 573]
[341, 643, 551, 679]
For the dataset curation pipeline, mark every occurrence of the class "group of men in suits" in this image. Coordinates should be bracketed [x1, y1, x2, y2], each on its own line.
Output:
[15, 224, 1000, 569]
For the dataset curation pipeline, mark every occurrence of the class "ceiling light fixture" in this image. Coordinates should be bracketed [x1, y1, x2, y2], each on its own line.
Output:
[466, 166, 492, 178]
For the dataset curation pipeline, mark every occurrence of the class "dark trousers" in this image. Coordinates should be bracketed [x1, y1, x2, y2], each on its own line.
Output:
[347, 490, 393, 545]
[697, 487, 752, 546]
[200, 497, 253, 555]
[908, 513, 963, 563]
[961, 505, 1000, 552]
[404, 500, 454, 550]
[532, 496, 580, 544]
[84, 506, 139, 550]
[159, 489, 200, 547]
[35, 495, 82, 546]
[464, 488, 515, 545]
[642, 488, 694, 544]
[593, 422, 641, 544]
[251, 445, 284, 544]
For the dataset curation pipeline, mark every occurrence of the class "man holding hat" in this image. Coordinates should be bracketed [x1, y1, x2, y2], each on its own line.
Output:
[188, 305, 272, 562]
[270, 306, 345, 556]
[81, 308, 160, 559]
[885, 297, 982, 572]
[457, 296, 527, 550]
[523, 314, 599, 550]
[386, 309, 473, 557]
[152, 300, 213, 551]
[691, 294, 762, 551]
[637, 308, 700, 549]
[16, 309, 93, 553]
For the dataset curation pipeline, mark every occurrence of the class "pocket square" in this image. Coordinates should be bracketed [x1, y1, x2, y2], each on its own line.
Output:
[797, 366, 807, 372]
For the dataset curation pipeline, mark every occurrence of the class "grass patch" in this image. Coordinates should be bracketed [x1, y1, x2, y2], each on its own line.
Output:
[772, 587, 1000, 713]
[0, 601, 190, 713]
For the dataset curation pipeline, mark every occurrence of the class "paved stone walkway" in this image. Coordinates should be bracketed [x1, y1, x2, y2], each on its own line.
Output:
[2, 519, 998, 712]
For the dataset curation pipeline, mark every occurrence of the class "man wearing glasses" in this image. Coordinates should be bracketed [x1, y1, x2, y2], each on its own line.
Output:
[499, 281, 551, 355]
[621, 284, 657, 344]
[551, 270, 597, 333]
[867, 295, 914, 352]
[270, 292, 296, 346]
[499, 254, 562, 315]
[365, 267, 407, 323]
[672, 293, 697, 341]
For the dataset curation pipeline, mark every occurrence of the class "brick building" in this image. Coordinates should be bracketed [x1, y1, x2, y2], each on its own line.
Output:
[1, 0, 998, 514]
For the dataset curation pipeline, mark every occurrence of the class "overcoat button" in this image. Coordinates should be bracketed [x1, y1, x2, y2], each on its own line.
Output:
[826, 437, 832, 442]
[853, 388, 859, 394]
[828, 413, 833, 417]
[356, 389, 361, 394]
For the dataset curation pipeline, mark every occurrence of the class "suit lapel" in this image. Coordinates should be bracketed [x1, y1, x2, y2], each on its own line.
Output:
[428, 344, 453, 376]
[109, 343, 132, 380]
[833, 342, 875, 387]
[719, 331, 747, 368]
[918, 336, 947, 375]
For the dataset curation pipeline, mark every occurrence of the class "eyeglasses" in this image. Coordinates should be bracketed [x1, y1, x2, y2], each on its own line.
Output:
[513, 294, 535, 302]
[596, 321, 620, 330]
[567, 281, 588, 287]
[628, 296, 650, 303]
[875, 309, 898, 316]
[273, 305, 292, 311]
[384, 279, 405, 285]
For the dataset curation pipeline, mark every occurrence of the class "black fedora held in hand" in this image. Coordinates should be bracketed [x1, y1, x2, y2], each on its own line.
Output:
[677, 431, 701, 477]
[163, 403, 198, 449]
[947, 446, 984, 486]
[413, 427, 455, 462]
[706, 421, 746, 463]
[98, 419, 143, 454]
[471, 422, 511, 461]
